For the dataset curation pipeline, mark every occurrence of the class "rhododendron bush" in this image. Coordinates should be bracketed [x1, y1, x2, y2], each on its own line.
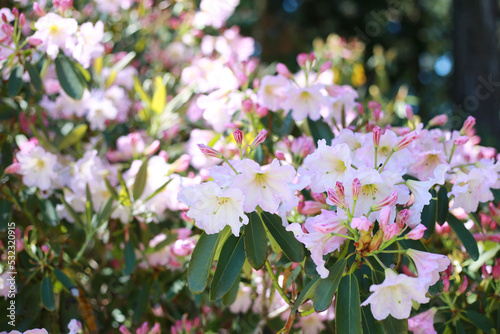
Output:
[1, 1, 499, 333]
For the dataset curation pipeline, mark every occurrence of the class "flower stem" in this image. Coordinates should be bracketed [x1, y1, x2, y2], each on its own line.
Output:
[378, 149, 394, 173]
[265, 260, 291, 306]
[222, 156, 239, 175]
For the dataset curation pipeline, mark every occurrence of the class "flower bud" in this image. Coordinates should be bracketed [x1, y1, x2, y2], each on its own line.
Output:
[275, 150, 286, 160]
[19, 13, 25, 27]
[428, 114, 448, 127]
[396, 209, 411, 229]
[492, 259, 500, 280]
[197, 144, 223, 159]
[1, 24, 13, 36]
[33, 2, 46, 16]
[1, 14, 7, 23]
[233, 129, 243, 146]
[41, 245, 49, 253]
[308, 52, 316, 63]
[256, 105, 268, 117]
[251, 129, 267, 149]
[356, 102, 365, 116]
[298, 201, 323, 215]
[276, 63, 292, 79]
[378, 206, 391, 228]
[453, 135, 469, 146]
[352, 178, 361, 201]
[12, 8, 19, 18]
[383, 223, 400, 241]
[368, 230, 384, 252]
[318, 60, 331, 74]
[442, 273, 450, 293]
[373, 126, 381, 148]
[371, 191, 398, 211]
[405, 104, 414, 120]
[297, 53, 308, 67]
[241, 99, 253, 113]
[311, 191, 327, 204]
[405, 224, 426, 240]
[394, 132, 417, 151]
[482, 263, 490, 279]
[5, 162, 20, 174]
[460, 116, 476, 135]
[457, 276, 468, 295]
[252, 78, 260, 90]
[351, 216, 372, 231]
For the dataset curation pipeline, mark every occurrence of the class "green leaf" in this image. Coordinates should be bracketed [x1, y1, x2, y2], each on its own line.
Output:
[466, 310, 493, 333]
[307, 117, 334, 147]
[133, 157, 149, 201]
[39, 199, 59, 226]
[292, 276, 320, 313]
[244, 212, 268, 270]
[421, 189, 437, 238]
[7, 65, 23, 97]
[133, 281, 152, 322]
[60, 195, 84, 226]
[222, 275, 241, 306]
[41, 275, 56, 311]
[57, 124, 87, 150]
[85, 183, 94, 226]
[260, 211, 304, 263]
[188, 232, 220, 294]
[362, 306, 386, 334]
[313, 258, 346, 312]
[105, 177, 119, 200]
[0, 199, 12, 232]
[437, 186, 449, 225]
[53, 268, 76, 291]
[381, 315, 408, 334]
[210, 234, 246, 301]
[336, 274, 362, 334]
[398, 239, 427, 252]
[123, 241, 136, 275]
[55, 55, 84, 100]
[447, 214, 479, 260]
[25, 62, 43, 91]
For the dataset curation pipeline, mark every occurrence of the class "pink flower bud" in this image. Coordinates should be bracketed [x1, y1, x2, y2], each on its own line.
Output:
[1, 14, 7, 23]
[405, 224, 426, 240]
[442, 273, 450, 293]
[308, 52, 316, 63]
[233, 129, 243, 146]
[352, 178, 361, 201]
[19, 13, 25, 27]
[489, 234, 500, 242]
[276, 63, 292, 79]
[457, 276, 468, 295]
[256, 105, 268, 117]
[298, 201, 323, 215]
[197, 144, 223, 159]
[275, 150, 286, 160]
[1, 24, 13, 36]
[297, 53, 308, 67]
[311, 191, 327, 204]
[435, 221, 451, 235]
[383, 223, 400, 241]
[453, 135, 469, 146]
[378, 206, 391, 228]
[368, 101, 380, 111]
[236, 72, 248, 87]
[41, 245, 49, 253]
[119, 326, 132, 334]
[28, 37, 43, 46]
[33, 2, 46, 16]
[356, 102, 365, 116]
[251, 129, 267, 149]
[493, 259, 500, 280]
[373, 126, 381, 148]
[335, 181, 345, 199]
[171, 154, 190, 173]
[371, 191, 398, 211]
[5, 162, 20, 174]
[241, 99, 253, 113]
[351, 216, 372, 231]
[318, 60, 331, 74]
[428, 114, 448, 127]
[245, 59, 258, 74]
[144, 140, 160, 156]
[12, 8, 19, 18]
[252, 78, 260, 90]
[396, 209, 411, 229]
[405, 104, 414, 120]
[460, 116, 475, 135]
[327, 188, 343, 208]
[394, 132, 417, 151]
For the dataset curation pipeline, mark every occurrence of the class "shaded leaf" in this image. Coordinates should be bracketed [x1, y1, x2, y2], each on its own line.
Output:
[25, 62, 43, 91]
[7, 65, 23, 97]
[313, 258, 346, 312]
[381, 315, 408, 334]
[437, 186, 449, 225]
[244, 212, 268, 270]
[447, 214, 479, 260]
[39, 199, 59, 226]
[55, 55, 84, 100]
[307, 117, 334, 146]
[466, 310, 493, 333]
[336, 274, 362, 334]
[41, 275, 55, 311]
[123, 241, 136, 275]
[57, 124, 87, 150]
[188, 232, 220, 294]
[133, 158, 149, 201]
[260, 211, 304, 262]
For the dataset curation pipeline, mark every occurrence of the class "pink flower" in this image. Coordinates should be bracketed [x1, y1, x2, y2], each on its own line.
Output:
[351, 216, 372, 231]
[428, 114, 448, 127]
[408, 308, 437, 334]
[460, 116, 475, 135]
[251, 129, 267, 149]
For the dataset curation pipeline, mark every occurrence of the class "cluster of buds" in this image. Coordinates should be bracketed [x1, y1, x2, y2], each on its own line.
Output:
[197, 129, 268, 161]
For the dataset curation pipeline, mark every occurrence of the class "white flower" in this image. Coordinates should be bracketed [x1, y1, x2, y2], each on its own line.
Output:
[178, 181, 248, 236]
[406, 249, 450, 288]
[86, 94, 118, 131]
[231, 159, 296, 213]
[32, 13, 78, 59]
[72, 21, 104, 68]
[67, 319, 82, 334]
[195, 0, 240, 28]
[229, 284, 253, 313]
[256, 75, 291, 111]
[17, 146, 58, 191]
[406, 164, 449, 212]
[283, 84, 330, 121]
[361, 269, 430, 320]
[450, 168, 496, 213]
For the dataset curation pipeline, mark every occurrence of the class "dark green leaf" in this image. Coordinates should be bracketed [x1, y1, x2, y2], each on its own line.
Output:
[456, 320, 466, 334]
[133, 281, 151, 322]
[336, 274, 362, 334]
[421, 189, 437, 238]
[381, 315, 408, 334]
[260, 211, 304, 262]
[57, 124, 87, 150]
[292, 276, 321, 313]
[39, 199, 59, 226]
[222, 275, 241, 306]
[25, 62, 43, 91]
[123, 241, 136, 275]
[0, 199, 12, 232]
[7, 65, 23, 97]
[210, 234, 246, 301]
[55, 55, 84, 100]
[304, 255, 318, 277]
[188, 232, 220, 294]
[437, 186, 449, 225]
[447, 214, 479, 260]
[398, 239, 427, 252]
[307, 117, 334, 146]
[53, 268, 76, 290]
[133, 157, 149, 200]
[41, 275, 56, 311]
[244, 212, 268, 270]
[362, 306, 386, 334]
[466, 310, 493, 333]
[313, 258, 346, 312]
[104, 177, 119, 200]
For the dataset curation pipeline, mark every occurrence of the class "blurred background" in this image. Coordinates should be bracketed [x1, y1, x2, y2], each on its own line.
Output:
[230, 0, 500, 148]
